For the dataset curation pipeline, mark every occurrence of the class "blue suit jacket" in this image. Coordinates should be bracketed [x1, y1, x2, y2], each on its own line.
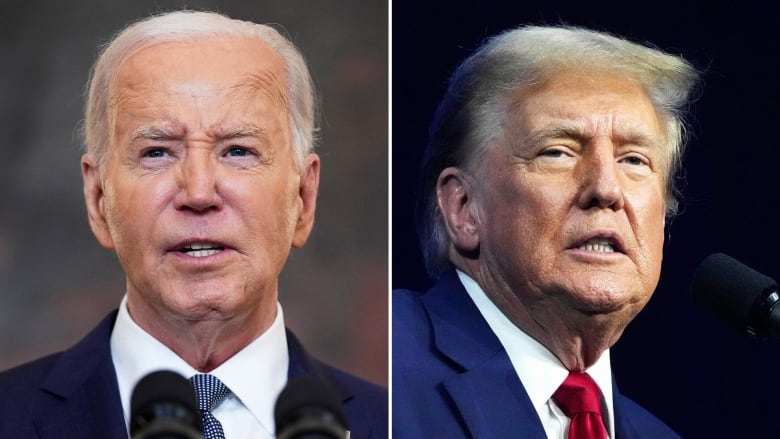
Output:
[0, 311, 387, 438]
[393, 273, 681, 438]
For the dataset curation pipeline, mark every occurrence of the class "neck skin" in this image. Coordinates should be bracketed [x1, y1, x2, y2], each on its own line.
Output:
[125, 292, 276, 373]
[454, 257, 629, 371]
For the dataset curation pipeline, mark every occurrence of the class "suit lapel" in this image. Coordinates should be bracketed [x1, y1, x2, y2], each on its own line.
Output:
[422, 273, 547, 438]
[614, 403, 637, 439]
[443, 354, 547, 438]
[33, 312, 127, 439]
[612, 380, 640, 439]
[286, 329, 353, 403]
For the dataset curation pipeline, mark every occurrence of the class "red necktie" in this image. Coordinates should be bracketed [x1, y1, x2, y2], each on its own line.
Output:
[552, 372, 608, 439]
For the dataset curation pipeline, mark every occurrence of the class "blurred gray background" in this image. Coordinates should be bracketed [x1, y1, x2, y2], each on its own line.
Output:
[0, 0, 387, 386]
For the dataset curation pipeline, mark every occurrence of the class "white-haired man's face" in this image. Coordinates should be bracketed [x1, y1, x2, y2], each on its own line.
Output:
[81, 36, 319, 337]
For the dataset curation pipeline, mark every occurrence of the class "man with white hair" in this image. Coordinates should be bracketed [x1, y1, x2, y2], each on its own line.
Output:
[0, 10, 386, 438]
[393, 25, 698, 438]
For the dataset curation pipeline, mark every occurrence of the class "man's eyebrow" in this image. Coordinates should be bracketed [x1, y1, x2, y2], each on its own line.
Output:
[524, 124, 661, 148]
[214, 125, 268, 140]
[520, 125, 589, 150]
[526, 126, 584, 145]
[620, 131, 660, 148]
[130, 125, 268, 142]
[131, 126, 183, 141]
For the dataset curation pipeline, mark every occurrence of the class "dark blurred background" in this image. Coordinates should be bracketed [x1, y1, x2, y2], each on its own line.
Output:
[0, 0, 387, 386]
[393, 0, 780, 437]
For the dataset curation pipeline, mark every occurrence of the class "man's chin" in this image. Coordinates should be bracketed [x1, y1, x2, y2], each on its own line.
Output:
[562, 281, 650, 317]
[136, 287, 240, 322]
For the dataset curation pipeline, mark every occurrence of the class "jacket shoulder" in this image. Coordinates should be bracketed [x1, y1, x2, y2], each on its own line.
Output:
[0, 312, 125, 438]
[616, 393, 683, 438]
[0, 352, 62, 395]
[392, 287, 429, 339]
[320, 362, 388, 439]
[0, 352, 63, 436]
[322, 362, 388, 416]
[286, 329, 387, 438]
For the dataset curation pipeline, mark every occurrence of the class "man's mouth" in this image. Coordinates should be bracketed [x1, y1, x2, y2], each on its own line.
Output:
[577, 238, 619, 253]
[178, 242, 225, 257]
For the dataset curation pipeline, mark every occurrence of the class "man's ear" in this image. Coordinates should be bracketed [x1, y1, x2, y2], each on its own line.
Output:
[436, 167, 480, 253]
[291, 153, 320, 248]
[81, 154, 115, 250]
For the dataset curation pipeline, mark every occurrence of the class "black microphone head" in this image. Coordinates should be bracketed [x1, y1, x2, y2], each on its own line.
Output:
[130, 370, 201, 439]
[691, 252, 778, 335]
[274, 377, 347, 439]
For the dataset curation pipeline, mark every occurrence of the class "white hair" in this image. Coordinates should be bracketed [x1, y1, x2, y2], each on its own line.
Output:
[83, 10, 316, 168]
[418, 25, 701, 278]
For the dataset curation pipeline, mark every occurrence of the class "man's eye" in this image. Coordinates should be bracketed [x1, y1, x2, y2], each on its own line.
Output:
[539, 148, 568, 158]
[225, 147, 249, 157]
[143, 149, 168, 158]
[622, 155, 648, 166]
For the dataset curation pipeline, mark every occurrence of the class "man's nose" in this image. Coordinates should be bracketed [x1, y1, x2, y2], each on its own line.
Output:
[576, 144, 625, 211]
[174, 150, 223, 212]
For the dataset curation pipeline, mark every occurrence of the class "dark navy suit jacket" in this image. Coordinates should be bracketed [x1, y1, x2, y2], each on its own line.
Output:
[393, 272, 681, 438]
[0, 311, 387, 438]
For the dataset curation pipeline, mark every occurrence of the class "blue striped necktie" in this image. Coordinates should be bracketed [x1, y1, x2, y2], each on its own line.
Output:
[190, 374, 231, 439]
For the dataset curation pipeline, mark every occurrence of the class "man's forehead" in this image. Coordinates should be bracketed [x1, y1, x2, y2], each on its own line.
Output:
[111, 36, 288, 103]
[155, 72, 288, 108]
[512, 72, 661, 134]
[107, 37, 290, 134]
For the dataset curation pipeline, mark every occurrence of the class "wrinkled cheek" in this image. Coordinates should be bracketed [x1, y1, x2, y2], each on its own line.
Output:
[108, 200, 136, 245]
[643, 217, 666, 293]
[101, 192, 127, 248]
[633, 185, 667, 268]
[103, 186, 150, 267]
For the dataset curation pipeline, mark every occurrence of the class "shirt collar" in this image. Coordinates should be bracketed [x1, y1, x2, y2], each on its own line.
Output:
[457, 270, 615, 433]
[110, 295, 289, 434]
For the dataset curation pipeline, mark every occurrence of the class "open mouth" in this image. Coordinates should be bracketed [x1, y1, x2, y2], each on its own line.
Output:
[573, 236, 624, 254]
[178, 242, 225, 258]
[579, 238, 616, 253]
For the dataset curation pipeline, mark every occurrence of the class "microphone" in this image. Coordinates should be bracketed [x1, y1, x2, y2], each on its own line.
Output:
[274, 377, 348, 439]
[130, 370, 202, 439]
[691, 252, 780, 339]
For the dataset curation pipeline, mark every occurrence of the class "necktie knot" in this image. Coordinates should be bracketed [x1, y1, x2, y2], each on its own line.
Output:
[553, 371, 603, 416]
[190, 374, 230, 439]
[191, 373, 231, 411]
[552, 372, 608, 439]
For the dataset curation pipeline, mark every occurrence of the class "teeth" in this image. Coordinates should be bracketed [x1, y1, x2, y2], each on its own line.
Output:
[180, 242, 223, 257]
[187, 243, 217, 250]
[580, 240, 615, 253]
[189, 249, 221, 258]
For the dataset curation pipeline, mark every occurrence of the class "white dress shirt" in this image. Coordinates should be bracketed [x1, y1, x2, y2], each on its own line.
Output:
[458, 270, 615, 439]
[111, 295, 289, 438]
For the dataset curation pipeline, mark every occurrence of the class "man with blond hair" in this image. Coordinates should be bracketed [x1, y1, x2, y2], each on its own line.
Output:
[393, 25, 698, 438]
[0, 10, 386, 438]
